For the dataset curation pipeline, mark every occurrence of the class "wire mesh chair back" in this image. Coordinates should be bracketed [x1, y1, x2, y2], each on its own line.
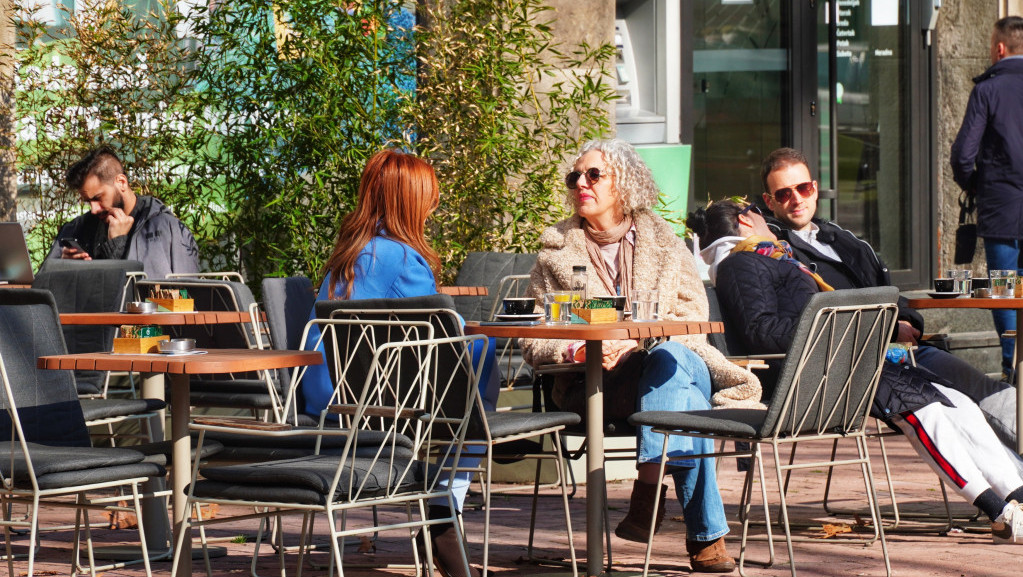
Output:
[315, 303, 489, 443]
[166, 271, 245, 283]
[280, 317, 485, 504]
[759, 286, 899, 440]
[136, 278, 258, 348]
[488, 274, 533, 320]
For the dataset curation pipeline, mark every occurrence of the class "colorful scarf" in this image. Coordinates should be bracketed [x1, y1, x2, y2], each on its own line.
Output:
[732, 236, 834, 292]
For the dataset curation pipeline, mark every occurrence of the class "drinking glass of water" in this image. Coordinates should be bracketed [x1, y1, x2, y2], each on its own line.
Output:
[631, 289, 659, 322]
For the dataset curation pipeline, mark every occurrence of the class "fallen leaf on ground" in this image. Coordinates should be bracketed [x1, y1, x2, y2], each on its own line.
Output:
[816, 523, 852, 538]
[357, 536, 375, 553]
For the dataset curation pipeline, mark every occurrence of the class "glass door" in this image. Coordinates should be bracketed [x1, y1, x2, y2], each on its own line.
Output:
[689, 0, 787, 203]
[817, 0, 916, 273]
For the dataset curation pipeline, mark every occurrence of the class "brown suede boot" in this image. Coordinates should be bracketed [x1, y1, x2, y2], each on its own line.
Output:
[686, 537, 736, 573]
[614, 480, 668, 543]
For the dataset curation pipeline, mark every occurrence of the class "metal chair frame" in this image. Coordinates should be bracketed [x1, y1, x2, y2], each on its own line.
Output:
[174, 318, 482, 577]
[632, 289, 899, 577]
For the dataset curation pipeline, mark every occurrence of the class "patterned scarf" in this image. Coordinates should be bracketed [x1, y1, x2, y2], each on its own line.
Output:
[732, 236, 834, 292]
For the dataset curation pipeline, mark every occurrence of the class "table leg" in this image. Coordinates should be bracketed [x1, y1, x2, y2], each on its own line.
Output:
[584, 340, 605, 577]
[1016, 310, 1023, 455]
[141, 372, 166, 443]
[169, 373, 192, 577]
[140, 372, 171, 552]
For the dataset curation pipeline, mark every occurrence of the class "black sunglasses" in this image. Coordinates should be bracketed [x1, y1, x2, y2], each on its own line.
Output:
[739, 203, 762, 217]
[769, 181, 815, 204]
[565, 167, 603, 190]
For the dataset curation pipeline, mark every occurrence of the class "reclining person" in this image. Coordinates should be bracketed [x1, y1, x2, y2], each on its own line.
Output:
[755, 147, 1017, 449]
[688, 199, 1023, 545]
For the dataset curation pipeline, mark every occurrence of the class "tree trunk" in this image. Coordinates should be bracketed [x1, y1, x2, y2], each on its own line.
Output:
[0, 0, 16, 222]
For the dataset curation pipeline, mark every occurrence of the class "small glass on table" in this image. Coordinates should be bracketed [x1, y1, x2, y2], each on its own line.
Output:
[543, 291, 573, 325]
[989, 270, 1017, 299]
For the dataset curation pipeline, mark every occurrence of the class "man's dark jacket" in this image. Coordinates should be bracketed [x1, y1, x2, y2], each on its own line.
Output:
[714, 250, 951, 422]
[950, 56, 1023, 240]
[766, 217, 925, 336]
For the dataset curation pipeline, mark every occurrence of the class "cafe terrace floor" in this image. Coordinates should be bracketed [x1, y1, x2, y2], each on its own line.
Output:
[9, 434, 1023, 576]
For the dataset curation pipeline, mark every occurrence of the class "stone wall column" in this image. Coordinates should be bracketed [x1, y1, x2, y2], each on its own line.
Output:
[937, 1, 999, 273]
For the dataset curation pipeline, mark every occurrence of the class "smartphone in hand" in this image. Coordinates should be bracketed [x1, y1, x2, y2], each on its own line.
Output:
[59, 238, 86, 252]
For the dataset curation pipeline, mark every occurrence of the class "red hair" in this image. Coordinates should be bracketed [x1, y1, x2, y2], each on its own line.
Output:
[322, 150, 441, 299]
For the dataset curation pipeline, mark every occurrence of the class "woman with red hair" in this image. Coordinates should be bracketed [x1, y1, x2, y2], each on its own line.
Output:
[302, 149, 496, 577]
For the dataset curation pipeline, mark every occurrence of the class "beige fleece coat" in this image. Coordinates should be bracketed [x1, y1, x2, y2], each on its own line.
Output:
[520, 209, 763, 408]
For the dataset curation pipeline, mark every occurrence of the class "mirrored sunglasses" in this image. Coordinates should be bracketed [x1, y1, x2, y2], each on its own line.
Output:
[770, 181, 815, 204]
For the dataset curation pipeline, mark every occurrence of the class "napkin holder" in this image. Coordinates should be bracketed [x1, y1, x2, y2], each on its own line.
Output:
[147, 298, 194, 312]
[113, 335, 170, 354]
[572, 307, 617, 324]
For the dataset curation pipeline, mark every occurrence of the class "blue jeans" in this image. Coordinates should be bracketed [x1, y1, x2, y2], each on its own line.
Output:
[636, 341, 729, 542]
[983, 237, 1023, 373]
[431, 337, 500, 511]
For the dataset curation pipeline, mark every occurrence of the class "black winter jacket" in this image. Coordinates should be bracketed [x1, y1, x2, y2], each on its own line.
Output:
[715, 250, 951, 424]
[766, 217, 925, 336]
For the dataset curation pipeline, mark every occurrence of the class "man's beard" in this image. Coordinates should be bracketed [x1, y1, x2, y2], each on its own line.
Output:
[99, 192, 125, 220]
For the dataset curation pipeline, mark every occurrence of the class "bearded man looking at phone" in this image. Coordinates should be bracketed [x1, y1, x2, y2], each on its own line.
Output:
[47, 145, 200, 278]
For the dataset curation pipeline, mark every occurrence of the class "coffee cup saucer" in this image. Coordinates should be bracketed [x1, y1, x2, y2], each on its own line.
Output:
[495, 313, 543, 321]
[927, 291, 963, 299]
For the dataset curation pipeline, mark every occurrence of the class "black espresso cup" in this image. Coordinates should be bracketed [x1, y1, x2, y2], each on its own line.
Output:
[502, 297, 535, 316]
[933, 278, 955, 293]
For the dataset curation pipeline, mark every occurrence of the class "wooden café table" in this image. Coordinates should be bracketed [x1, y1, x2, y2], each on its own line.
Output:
[464, 319, 723, 577]
[907, 295, 1023, 454]
[38, 347, 323, 577]
[58, 311, 259, 441]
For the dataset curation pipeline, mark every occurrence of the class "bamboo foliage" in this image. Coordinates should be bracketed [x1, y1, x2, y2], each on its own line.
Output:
[8, 0, 616, 285]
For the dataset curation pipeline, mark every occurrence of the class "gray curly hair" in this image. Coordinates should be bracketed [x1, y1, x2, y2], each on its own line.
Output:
[567, 139, 660, 215]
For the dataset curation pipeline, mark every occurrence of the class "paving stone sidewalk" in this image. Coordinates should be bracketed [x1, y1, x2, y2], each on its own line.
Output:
[7, 435, 1023, 576]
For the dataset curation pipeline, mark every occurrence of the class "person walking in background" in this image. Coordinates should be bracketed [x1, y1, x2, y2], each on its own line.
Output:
[951, 16, 1023, 379]
[757, 147, 1018, 451]
[48, 145, 200, 278]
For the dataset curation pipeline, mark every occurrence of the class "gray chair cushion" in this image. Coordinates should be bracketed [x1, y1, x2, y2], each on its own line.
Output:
[628, 409, 765, 438]
[0, 443, 165, 489]
[452, 252, 538, 322]
[195, 454, 425, 505]
[484, 410, 580, 439]
[32, 260, 145, 395]
[135, 438, 225, 467]
[0, 289, 92, 447]
[79, 398, 166, 422]
[205, 429, 413, 462]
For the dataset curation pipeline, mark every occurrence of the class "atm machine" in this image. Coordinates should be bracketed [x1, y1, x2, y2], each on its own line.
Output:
[615, 0, 689, 231]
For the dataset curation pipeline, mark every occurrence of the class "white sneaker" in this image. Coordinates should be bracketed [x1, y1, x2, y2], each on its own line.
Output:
[992, 500, 1023, 544]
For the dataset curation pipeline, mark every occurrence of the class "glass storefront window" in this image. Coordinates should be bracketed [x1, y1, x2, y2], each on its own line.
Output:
[818, 0, 911, 270]
[690, 0, 786, 203]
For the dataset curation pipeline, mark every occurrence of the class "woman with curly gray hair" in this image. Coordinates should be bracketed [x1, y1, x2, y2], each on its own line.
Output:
[522, 139, 759, 573]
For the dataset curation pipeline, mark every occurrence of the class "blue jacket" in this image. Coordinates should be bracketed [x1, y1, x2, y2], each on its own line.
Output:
[301, 236, 437, 416]
[950, 56, 1023, 240]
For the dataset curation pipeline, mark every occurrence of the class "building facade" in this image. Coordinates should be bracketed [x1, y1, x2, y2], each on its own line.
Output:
[0, 0, 1017, 290]
[553, 0, 1013, 289]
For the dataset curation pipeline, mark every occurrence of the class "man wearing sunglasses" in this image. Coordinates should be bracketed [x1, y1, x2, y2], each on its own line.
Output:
[760, 147, 1019, 451]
